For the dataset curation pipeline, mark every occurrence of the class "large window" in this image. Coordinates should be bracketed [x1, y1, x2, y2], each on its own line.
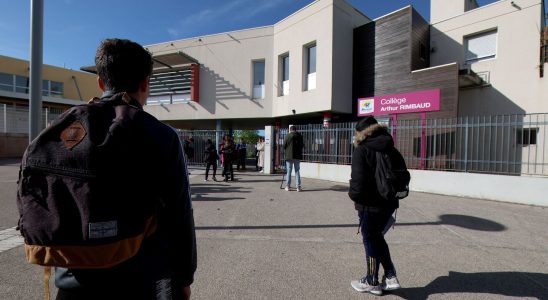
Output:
[0, 72, 13, 92]
[304, 43, 316, 91]
[16, 76, 29, 94]
[252, 60, 265, 99]
[42, 80, 64, 98]
[465, 30, 497, 63]
[279, 54, 289, 96]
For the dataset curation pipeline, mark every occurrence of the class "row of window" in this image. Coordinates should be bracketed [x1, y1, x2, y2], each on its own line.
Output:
[251, 43, 317, 99]
[0, 72, 64, 98]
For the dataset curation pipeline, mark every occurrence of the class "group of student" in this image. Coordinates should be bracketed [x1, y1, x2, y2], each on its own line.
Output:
[202, 135, 266, 182]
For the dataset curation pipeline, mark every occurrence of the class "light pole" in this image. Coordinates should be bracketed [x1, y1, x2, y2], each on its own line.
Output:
[29, 0, 43, 142]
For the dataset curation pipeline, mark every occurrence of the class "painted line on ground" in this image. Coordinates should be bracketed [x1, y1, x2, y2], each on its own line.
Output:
[0, 227, 24, 253]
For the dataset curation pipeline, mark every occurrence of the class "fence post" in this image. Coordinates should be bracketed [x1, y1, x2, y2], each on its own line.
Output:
[44, 107, 48, 128]
[420, 112, 426, 170]
[464, 116, 469, 172]
[3, 104, 6, 133]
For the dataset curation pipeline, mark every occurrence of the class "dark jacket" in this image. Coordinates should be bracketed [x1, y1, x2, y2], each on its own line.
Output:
[183, 140, 194, 159]
[221, 142, 235, 162]
[348, 124, 406, 209]
[204, 143, 219, 163]
[284, 131, 304, 160]
[53, 92, 197, 298]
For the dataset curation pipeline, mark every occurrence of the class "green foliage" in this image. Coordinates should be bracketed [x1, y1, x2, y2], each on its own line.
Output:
[233, 130, 260, 145]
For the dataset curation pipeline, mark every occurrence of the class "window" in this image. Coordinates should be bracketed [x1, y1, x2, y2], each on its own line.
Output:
[304, 43, 316, 91]
[42, 80, 64, 98]
[279, 54, 289, 96]
[50, 81, 64, 98]
[0, 72, 13, 92]
[252, 60, 265, 99]
[516, 128, 538, 145]
[465, 30, 497, 63]
[15, 76, 29, 94]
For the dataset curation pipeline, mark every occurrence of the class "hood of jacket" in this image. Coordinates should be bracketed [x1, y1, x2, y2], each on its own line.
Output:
[354, 123, 394, 151]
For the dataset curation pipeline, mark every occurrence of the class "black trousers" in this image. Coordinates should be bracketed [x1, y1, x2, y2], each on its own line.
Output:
[222, 160, 234, 180]
[205, 162, 217, 179]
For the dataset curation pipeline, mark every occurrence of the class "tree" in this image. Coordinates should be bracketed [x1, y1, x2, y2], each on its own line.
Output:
[233, 130, 261, 157]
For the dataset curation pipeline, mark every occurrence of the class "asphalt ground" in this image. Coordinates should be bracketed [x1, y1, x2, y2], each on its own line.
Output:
[1, 161, 547, 299]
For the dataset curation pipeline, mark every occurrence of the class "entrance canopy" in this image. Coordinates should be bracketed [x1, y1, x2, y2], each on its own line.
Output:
[81, 51, 200, 104]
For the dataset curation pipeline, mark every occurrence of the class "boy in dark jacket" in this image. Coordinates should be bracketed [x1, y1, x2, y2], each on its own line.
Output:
[204, 139, 218, 181]
[52, 39, 197, 300]
[349, 116, 406, 296]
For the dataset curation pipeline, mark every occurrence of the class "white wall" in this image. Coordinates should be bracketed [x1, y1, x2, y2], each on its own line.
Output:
[298, 162, 548, 207]
[272, 0, 335, 117]
[409, 169, 548, 206]
[145, 27, 274, 121]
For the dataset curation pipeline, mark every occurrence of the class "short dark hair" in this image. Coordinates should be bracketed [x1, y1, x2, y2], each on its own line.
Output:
[95, 39, 153, 93]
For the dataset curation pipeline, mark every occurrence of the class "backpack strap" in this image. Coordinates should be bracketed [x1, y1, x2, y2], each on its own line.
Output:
[43, 266, 51, 300]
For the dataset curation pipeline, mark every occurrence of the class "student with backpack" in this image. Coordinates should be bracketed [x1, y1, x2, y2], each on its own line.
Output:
[17, 39, 197, 300]
[348, 116, 410, 296]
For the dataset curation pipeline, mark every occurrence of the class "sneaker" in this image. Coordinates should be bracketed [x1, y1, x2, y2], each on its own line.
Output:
[296, 187, 302, 192]
[285, 186, 290, 191]
[213, 177, 217, 181]
[381, 276, 401, 291]
[204, 179, 208, 182]
[351, 277, 382, 295]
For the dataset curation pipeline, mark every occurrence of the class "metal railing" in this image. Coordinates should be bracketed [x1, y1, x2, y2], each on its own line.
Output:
[176, 129, 230, 166]
[275, 113, 548, 176]
[0, 104, 64, 134]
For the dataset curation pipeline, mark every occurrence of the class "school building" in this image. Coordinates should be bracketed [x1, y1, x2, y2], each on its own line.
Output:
[136, 0, 547, 130]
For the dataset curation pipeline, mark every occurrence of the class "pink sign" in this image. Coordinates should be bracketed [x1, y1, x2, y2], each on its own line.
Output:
[358, 89, 440, 116]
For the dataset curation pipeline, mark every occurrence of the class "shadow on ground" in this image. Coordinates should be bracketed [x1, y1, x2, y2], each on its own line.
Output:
[390, 271, 548, 299]
[195, 214, 506, 232]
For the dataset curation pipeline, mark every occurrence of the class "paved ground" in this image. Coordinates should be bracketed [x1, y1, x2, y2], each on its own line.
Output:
[1, 161, 547, 299]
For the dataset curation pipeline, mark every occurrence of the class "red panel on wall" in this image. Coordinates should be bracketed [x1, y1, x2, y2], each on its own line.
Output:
[190, 64, 199, 103]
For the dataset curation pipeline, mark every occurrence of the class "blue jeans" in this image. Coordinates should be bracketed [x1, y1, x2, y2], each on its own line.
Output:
[285, 159, 301, 188]
[358, 207, 396, 285]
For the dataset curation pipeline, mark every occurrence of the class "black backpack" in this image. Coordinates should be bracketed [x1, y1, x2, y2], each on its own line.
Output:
[374, 150, 410, 202]
[17, 93, 158, 269]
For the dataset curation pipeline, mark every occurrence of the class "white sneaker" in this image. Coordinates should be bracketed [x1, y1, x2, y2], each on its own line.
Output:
[285, 186, 290, 191]
[296, 187, 302, 192]
[381, 276, 401, 291]
[351, 278, 382, 295]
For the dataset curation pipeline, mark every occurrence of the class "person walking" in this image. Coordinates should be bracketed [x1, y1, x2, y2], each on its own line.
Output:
[21, 38, 197, 300]
[220, 136, 235, 182]
[204, 139, 219, 181]
[256, 137, 265, 172]
[283, 125, 304, 191]
[236, 138, 247, 170]
[348, 116, 407, 296]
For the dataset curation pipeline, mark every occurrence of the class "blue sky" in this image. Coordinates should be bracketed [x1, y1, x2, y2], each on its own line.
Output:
[0, 0, 526, 71]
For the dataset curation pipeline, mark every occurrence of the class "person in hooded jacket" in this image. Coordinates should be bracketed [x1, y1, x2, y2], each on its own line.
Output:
[204, 139, 219, 181]
[348, 116, 406, 296]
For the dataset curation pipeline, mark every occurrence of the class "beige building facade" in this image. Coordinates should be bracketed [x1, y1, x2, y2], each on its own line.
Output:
[0, 55, 99, 109]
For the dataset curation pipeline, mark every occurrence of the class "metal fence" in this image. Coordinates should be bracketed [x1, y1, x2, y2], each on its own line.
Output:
[176, 129, 230, 166]
[275, 113, 548, 177]
[0, 104, 64, 134]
